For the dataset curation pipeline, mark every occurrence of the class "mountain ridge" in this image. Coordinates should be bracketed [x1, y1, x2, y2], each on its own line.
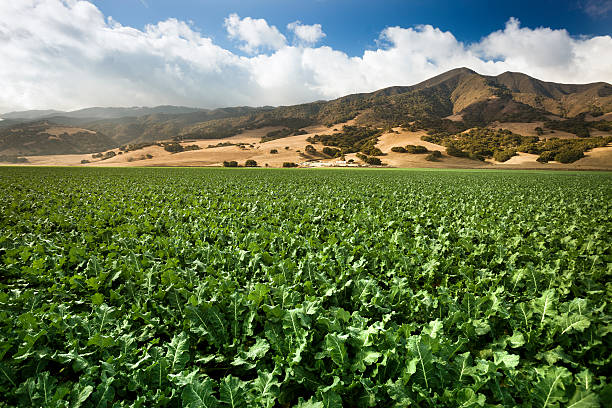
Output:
[1, 68, 611, 156]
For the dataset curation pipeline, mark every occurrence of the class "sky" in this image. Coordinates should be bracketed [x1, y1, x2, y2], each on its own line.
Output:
[1, 0, 612, 112]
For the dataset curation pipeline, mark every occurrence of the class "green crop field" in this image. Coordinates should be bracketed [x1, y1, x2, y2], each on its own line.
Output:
[0, 167, 610, 407]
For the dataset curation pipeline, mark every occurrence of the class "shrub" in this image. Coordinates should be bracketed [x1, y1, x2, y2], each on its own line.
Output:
[537, 151, 556, 163]
[103, 151, 116, 160]
[554, 149, 584, 163]
[322, 147, 341, 157]
[282, 162, 298, 168]
[446, 145, 468, 158]
[305, 145, 316, 154]
[404, 145, 428, 154]
[164, 143, 184, 153]
[493, 149, 517, 162]
[245, 159, 258, 167]
[80, 159, 90, 164]
[425, 154, 439, 162]
[223, 160, 238, 167]
[517, 143, 541, 154]
[183, 145, 201, 151]
[391, 146, 407, 153]
[146, 154, 153, 159]
[92, 153, 103, 159]
[357, 153, 381, 165]
[270, 149, 278, 154]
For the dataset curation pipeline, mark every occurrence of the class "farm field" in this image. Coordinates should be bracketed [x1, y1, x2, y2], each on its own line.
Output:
[0, 167, 611, 407]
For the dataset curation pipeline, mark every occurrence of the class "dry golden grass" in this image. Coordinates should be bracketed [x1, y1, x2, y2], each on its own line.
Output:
[12, 122, 612, 170]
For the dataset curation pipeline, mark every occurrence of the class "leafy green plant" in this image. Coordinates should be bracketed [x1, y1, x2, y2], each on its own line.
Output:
[0, 168, 610, 407]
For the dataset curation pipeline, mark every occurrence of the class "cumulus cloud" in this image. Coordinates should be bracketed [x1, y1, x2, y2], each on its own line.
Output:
[0, 1, 611, 112]
[224, 13, 286, 53]
[287, 21, 326, 45]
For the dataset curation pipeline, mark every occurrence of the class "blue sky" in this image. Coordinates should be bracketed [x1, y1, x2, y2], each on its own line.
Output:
[1, 1, 612, 111]
[94, 0, 612, 57]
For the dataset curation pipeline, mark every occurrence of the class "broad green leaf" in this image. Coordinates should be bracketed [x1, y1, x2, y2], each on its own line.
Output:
[245, 338, 269, 360]
[324, 333, 348, 367]
[182, 378, 219, 408]
[167, 332, 190, 372]
[408, 336, 433, 390]
[566, 390, 599, 408]
[70, 384, 94, 408]
[531, 367, 571, 408]
[252, 370, 279, 408]
[219, 376, 246, 408]
[493, 351, 520, 369]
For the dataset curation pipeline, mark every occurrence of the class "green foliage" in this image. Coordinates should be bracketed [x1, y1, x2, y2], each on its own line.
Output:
[392, 145, 428, 154]
[245, 160, 258, 167]
[404, 145, 428, 154]
[282, 162, 298, 167]
[322, 147, 341, 158]
[425, 151, 442, 161]
[223, 160, 238, 167]
[356, 153, 382, 165]
[307, 126, 383, 155]
[554, 149, 584, 164]
[0, 168, 610, 407]
[493, 148, 517, 162]
[164, 142, 185, 153]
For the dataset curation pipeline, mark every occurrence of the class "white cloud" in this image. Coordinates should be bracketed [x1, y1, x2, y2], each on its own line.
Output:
[224, 13, 286, 53]
[287, 21, 326, 45]
[0, 1, 611, 112]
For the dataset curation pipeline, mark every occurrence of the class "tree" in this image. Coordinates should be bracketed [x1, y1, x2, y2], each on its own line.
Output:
[223, 160, 238, 167]
[245, 159, 258, 167]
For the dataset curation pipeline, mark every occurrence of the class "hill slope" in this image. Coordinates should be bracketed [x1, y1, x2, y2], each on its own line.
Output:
[1, 68, 611, 158]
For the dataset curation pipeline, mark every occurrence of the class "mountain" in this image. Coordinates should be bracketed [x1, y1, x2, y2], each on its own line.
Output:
[0, 106, 206, 121]
[0, 109, 64, 120]
[1, 68, 611, 156]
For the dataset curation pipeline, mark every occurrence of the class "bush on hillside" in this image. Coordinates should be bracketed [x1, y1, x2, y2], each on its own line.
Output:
[493, 149, 517, 162]
[322, 147, 341, 157]
[554, 149, 584, 163]
[164, 143, 184, 153]
[405, 145, 428, 154]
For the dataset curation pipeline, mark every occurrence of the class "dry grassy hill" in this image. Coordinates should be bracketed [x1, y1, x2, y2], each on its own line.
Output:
[2, 68, 612, 169]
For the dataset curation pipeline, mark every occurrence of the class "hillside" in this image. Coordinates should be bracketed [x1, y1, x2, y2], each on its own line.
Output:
[1, 68, 611, 168]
